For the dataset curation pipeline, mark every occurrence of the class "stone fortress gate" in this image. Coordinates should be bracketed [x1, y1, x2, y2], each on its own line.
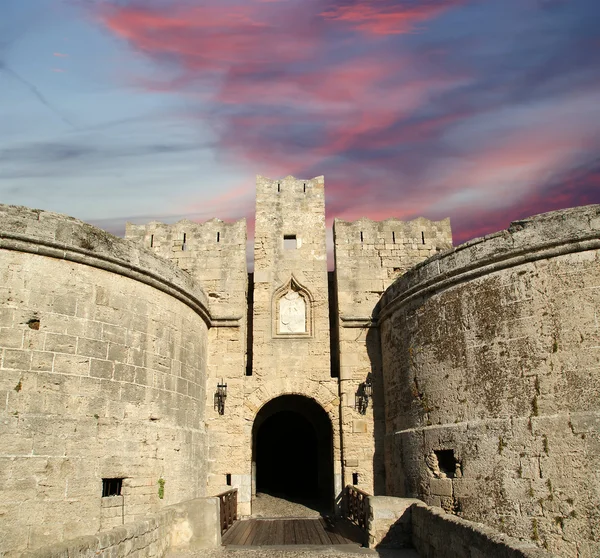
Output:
[0, 174, 598, 557]
[126, 174, 453, 518]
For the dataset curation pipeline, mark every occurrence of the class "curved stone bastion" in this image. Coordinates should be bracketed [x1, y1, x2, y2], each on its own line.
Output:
[377, 205, 600, 556]
[0, 205, 211, 556]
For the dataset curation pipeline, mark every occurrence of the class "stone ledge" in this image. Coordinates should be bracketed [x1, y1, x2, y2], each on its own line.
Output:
[377, 204, 600, 321]
[18, 497, 220, 558]
[365, 496, 558, 557]
[0, 204, 226, 328]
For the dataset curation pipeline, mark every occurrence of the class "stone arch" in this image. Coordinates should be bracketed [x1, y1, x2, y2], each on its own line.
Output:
[251, 394, 334, 513]
[272, 275, 313, 336]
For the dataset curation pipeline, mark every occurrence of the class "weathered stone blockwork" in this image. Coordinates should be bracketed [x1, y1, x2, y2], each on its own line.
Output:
[19, 497, 221, 558]
[366, 496, 556, 556]
[249, 175, 341, 505]
[378, 206, 600, 557]
[125, 218, 248, 511]
[3, 175, 599, 558]
[0, 206, 210, 557]
[333, 217, 452, 493]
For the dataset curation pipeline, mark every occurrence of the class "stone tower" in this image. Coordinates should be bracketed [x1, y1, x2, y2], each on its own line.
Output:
[249, 175, 342, 504]
[252, 175, 331, 376]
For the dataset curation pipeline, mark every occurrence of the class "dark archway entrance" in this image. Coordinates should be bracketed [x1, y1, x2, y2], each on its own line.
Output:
[252, 395, 333, 514]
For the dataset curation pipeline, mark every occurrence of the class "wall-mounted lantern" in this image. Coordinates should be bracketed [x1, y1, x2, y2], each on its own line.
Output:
[214, 379, 227, 415]
[355, 374, 373, 415]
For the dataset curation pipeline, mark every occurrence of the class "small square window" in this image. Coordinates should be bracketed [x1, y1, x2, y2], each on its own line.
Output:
[283, 235, 297, 250]
[102, 478, 123, 497]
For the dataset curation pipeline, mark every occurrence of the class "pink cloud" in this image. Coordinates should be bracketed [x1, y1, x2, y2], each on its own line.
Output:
[53, 52, 69, 57]
[97, 2, 321, 76]
[92, 0, 600, 253]
[321, 0, 467, 35]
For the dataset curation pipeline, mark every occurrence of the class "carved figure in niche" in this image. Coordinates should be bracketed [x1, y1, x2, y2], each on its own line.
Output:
[279, 290, 306, 334]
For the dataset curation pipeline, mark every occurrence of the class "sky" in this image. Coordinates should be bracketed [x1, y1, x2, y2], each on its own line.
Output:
[1, 0, 599, 259]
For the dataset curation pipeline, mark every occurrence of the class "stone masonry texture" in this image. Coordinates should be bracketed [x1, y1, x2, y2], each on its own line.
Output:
[0, 206, 210, 556]
[0, 178, 598, 558]
[378, 205, 600, 557]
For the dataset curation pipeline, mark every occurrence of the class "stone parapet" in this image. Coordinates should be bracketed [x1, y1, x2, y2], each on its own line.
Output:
[364, 496, 557, 556]
[0, 205, 211, 326]
[18, 497, 220, 558]
[411, 501, 557, 558]
[378, 205, 600, 321]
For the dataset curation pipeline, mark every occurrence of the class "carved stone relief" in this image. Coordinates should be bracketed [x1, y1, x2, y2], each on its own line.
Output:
[279, 290, 306, 334]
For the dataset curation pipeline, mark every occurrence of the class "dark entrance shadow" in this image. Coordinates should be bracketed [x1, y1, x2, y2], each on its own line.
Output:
[252, 395, 334, 515]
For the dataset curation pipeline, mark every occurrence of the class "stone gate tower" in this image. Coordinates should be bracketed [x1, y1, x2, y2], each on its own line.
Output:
[249, 175, 342, 505]
[252, 175, 331, 375]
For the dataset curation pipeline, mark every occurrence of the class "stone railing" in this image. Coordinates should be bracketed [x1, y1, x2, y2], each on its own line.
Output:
[18, 497, 220, 558]
[361, 495, 558, 557]
[410, 503, 557, 558]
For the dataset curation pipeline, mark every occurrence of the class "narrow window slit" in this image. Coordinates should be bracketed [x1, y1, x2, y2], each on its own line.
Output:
[150, 234, 154, 248]
[360, 231, 363, 243]
[226, 473, 232, 486]
[182, 232, 187, 251]
[277, 183, 281, 193]
[392, 231, 396, 244]
[352, 472, 359, 485]
[102, 478, 123, 497]
[421, 231, 425, 244]
[217, 232, 220, 243]
[303, 183, 306, 193]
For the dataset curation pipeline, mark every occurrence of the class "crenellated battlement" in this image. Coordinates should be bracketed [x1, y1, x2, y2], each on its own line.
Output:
[334, 216, 452, 249]
[256, 174, 325, 199]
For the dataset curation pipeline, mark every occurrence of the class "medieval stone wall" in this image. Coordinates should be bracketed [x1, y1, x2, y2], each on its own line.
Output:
[333, 217, 452, 494]
[0, 206, 210, 557]
[125, 218, 248, 510]
[248, 175, 341, 505]
[378, 206, 600, 557]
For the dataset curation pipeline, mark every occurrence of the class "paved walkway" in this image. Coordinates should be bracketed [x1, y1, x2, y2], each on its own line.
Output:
[252, 493, 326, 518]
[168, 547, 419, 558]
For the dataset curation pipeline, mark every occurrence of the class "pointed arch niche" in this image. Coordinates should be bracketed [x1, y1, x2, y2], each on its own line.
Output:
[272, 276, 313, 338]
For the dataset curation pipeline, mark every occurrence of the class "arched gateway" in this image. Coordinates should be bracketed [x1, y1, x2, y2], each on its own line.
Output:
[252, 395, 334, 513]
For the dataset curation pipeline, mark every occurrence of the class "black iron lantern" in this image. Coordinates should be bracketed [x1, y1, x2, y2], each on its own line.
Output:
[215, 379, 228, 415]
[355, 374, 373, 415]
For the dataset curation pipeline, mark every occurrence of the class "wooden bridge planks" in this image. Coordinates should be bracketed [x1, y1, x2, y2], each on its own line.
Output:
[222, 518, 360, 546]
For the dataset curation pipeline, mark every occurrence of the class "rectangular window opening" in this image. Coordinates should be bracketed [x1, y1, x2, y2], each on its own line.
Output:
[303, 182, 306, 193]
[217, 231, 220, 243]
[421, 231, 425, 244]
[434, 449, 458, 478]
[283, 234, 297, 250]
[226, 473, 232, 486]
[102, 478, 123, 497]
[352, 472, 359, 485]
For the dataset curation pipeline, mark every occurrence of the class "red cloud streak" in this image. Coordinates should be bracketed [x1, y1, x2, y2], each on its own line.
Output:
[321, 0, 467, 35]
